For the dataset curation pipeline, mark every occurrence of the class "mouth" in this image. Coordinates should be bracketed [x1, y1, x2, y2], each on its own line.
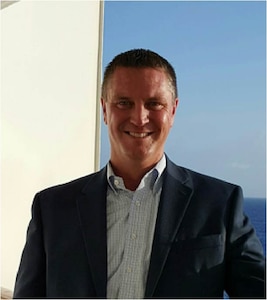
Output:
[126, 131, 152, 138]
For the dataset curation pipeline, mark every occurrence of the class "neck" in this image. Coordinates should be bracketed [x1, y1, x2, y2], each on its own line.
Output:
[110, 156, 162, 191]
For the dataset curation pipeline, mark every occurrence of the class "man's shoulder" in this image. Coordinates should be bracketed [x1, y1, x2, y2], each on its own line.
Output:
[166, 160, 242, 203]
[167, 158, 238, 190]
[36, 167, 107, 198]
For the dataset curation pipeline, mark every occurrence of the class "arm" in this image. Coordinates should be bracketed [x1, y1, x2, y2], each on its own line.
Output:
[225, 186, 265, 298]
[13, 194, 46, 298]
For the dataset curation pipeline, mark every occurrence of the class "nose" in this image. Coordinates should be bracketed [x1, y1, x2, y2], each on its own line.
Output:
[130, 104, 149, 127]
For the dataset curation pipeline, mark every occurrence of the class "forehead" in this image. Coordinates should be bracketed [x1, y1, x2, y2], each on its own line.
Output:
[107, 67, 172, 97]
[111, 66, 169, 84]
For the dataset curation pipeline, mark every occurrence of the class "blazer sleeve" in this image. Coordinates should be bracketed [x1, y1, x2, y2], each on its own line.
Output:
[13, 194, 46, 298]
[225, 186, 265, 298]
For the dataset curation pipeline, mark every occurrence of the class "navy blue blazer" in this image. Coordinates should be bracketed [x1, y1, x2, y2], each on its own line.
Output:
[14, 157, 265, 298]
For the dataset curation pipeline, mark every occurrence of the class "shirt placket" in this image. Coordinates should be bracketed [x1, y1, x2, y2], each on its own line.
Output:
[118, 186, 151, 299]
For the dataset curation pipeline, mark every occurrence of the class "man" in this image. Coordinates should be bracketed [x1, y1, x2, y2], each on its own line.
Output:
[14, 49, 265, 298]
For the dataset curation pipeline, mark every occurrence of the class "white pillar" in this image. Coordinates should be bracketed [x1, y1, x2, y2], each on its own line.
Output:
[1, 0, 103, 290]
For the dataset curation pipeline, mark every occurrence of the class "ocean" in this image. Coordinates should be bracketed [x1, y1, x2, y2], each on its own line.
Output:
[244, 198, 266, 254]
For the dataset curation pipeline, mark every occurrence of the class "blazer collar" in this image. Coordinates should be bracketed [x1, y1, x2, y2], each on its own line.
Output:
[145, 157, 194, 297]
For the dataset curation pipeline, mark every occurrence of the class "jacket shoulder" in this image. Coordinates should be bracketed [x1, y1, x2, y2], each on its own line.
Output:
[166, 158, 239, 192]
[36, 167, 107, 199]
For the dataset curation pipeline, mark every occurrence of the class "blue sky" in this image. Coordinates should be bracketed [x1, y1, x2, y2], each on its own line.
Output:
[100, 1, 266, 198]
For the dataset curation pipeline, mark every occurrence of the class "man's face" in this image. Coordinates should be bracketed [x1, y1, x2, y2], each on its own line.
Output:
[101, 67, 178, 165]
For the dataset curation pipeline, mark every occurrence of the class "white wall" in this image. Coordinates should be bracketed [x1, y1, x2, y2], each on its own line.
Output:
[1, 0, 103, 290]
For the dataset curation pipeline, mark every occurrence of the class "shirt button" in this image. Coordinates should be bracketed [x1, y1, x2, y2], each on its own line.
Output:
[114, 179, 119, 186]
[127, 267, 132, 273]
[135, 201, 141, 206]
[131, 233, 137, 240]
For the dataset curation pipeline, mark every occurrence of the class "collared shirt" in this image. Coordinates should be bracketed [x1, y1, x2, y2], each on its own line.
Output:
[106, 155, 166, 299]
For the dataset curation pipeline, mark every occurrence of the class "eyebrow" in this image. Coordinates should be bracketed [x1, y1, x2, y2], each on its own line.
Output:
[114, 95, 164, 101]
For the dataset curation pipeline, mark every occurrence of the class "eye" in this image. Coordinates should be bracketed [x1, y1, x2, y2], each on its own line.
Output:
[146, 101, 164, 111]
[116, 100, 133, 109]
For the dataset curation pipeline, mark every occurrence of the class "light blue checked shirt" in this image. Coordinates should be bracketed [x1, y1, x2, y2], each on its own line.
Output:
[106, 155, 166, 299]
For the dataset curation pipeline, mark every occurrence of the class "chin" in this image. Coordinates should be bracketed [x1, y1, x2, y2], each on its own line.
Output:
[127, 149, 159, 162]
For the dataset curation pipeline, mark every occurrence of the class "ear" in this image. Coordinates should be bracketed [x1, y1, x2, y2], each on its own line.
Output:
[173, 98, 179, 114]
[170, 98, 179, 126]
[101, 98, 107, 124]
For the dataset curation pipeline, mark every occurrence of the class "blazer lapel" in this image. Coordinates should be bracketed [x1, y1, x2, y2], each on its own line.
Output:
[76, 167, 108, 298]
[145, 159, 194, 297]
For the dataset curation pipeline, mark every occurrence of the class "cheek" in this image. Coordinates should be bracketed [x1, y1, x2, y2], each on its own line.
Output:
[103, 108, 116, 126]
[106, 112, 124, 132]
[167, 109, 176, 127]
[157, 112, 174, 129]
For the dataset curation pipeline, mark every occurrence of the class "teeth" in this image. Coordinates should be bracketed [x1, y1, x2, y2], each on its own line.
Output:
[128, 132, 149, 138]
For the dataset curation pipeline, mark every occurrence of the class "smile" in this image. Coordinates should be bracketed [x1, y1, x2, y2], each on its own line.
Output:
[126, 132, 152, 138]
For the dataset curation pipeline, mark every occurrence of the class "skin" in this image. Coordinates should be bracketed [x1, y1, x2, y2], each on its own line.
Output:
[101, 67, 178, 190]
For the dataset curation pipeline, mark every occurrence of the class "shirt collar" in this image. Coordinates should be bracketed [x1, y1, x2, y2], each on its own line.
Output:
[107, 154, 166, 194]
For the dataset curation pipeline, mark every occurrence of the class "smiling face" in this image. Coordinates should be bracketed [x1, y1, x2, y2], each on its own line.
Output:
[102, 67, 178, 167]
